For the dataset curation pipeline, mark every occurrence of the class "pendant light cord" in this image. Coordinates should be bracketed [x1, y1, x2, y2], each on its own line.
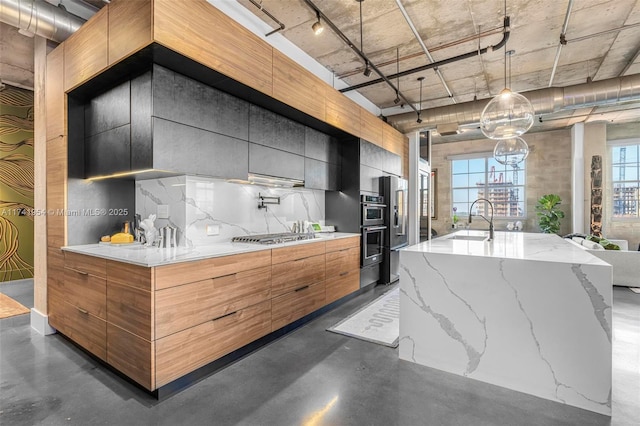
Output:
[359, 1, 364, 54]
[504, 0, 508, 90]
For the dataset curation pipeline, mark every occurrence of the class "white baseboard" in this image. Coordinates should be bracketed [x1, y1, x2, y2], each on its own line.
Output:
[30, 308, 57, 335]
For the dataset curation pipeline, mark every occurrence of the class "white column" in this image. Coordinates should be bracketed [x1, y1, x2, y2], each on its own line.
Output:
[407, 131, 420, 245]
[571, 123, 585, 234]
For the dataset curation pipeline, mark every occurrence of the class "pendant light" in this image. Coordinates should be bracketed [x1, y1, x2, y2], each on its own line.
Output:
[493, 136, 529, 165]
[416, 76, 424, 123]
[480, 3, 534, 140]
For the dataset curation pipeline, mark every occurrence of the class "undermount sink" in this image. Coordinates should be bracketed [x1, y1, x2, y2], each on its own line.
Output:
[449, 235, 489, 241]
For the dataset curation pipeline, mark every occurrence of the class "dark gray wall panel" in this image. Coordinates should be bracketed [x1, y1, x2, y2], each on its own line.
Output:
[304, 158, 339, 191]
[66, 178, 135, 245]
[360, 164, 384, 194]
[305, 127, 338, 164]
[85, 125, 131, 177]
[84, 80, 130, 137]
[382, 150, 402, 176]
[131, 71, 153, 170]
[249, 105, 304, 155]
[152, 118, 248, 179]
[249, 143, 304, 181]
[152, 65, 249, 140]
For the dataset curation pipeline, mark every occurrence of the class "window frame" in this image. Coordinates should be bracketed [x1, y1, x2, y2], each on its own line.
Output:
[609, 138, 640, 222]
[449, 152, 527, 219]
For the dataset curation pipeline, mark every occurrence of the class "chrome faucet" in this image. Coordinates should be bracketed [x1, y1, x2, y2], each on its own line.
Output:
[468, 198, 495, 241]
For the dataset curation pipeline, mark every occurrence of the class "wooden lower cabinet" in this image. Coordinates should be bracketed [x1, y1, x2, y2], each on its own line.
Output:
[50, 299, 107, 361]
[56, 237, 360, 391]
[155, 300, 272, 387]
[271, 281, 326, 331]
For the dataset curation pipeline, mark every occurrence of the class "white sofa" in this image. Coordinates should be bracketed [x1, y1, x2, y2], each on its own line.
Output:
[567, 237, 639, 287]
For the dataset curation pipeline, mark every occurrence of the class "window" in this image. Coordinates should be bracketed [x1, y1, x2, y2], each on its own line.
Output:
[611, 143, 640, 219]
[451, 155, 526, 218]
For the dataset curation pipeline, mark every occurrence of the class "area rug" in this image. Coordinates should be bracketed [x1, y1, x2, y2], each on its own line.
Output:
[327, 286, 400, 347]
[0, 293, 30, 319]
[630, 288, 640, 294]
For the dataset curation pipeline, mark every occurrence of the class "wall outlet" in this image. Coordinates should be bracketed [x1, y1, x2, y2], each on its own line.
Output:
[206, 224, 220, 236]
[157, 204, 169, 219]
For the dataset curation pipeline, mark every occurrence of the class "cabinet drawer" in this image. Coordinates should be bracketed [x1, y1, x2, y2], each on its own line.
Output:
[107, 281, 152, 340]
[61, 268, 106, 319]
[326, 247, 360, 277]
[107, 323, 154, 391]
[49, 300, 106, 361]
[106, 260, 152, 291]
[271, 254, 325, 297]
[325, 236, 360, 253]
[155, 300, 272, 388]
[155, 265, 271, 338]
[155, 250, 271, 290]
[326, 270, 359, 304]
[271, 281, 326, 331]
[271, 241, 325, 264]
[64, 252, 106, 278]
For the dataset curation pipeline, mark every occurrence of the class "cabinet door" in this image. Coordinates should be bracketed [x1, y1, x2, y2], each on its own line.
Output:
[304, 158, 339, 191]
[153, 118, 249, 180]
[271, 281, 326, 331]
[326, 247, 360, 277]
[108, 0, 152, 65]
[64, 6, 108, 91]
[49, 300, 107, 361]
[107, 323, 154, 390]
[305, 127, 338, 164]
[249, 143, 304, 181]
[61, 268, 106, 319]
[325, 270, 359, 305]
[248, 105, 305, 155]
[360, 139, 385, 170]
[155, 266, 271, 339]
[155, 300, 272, 388]
[271, 254, 326, 298]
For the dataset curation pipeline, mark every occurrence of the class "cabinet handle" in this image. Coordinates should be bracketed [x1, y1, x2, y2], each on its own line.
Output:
[76, 270, 89, 276]
[211, 311, 238, 322]
[76, 307, 88, 314]
[294, 285, 310, 292]
[339, 271, 349, 277]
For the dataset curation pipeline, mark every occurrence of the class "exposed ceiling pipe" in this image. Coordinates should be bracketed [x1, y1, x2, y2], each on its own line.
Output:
[548, 0, 574, 87]
[388, 73, 640, 133]
[394, 0, 456, 103]
[247, 0, 285, 36]
[302, 0, 420, 116]
[340, 17, 510, 93]
[0, 0, 84, 43]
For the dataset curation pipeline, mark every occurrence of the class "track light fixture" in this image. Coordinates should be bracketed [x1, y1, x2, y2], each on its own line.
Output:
[357, 0, 371, 77]
[312, 11, 323, 35]
[416, 76, 425, 124]
[363, 63, 372, 77]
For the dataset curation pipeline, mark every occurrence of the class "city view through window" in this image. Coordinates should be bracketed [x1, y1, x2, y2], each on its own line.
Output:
[612, 144, 640, 218]
[451, 156, 526, 219]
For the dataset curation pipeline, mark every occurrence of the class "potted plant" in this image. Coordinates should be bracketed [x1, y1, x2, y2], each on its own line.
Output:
[536, 194, 565, 234]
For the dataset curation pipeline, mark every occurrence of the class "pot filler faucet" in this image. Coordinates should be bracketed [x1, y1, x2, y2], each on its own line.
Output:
[468, 198, 495, 241]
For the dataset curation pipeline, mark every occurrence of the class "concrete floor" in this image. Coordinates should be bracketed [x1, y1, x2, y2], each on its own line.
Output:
[1, 280, 638, 426]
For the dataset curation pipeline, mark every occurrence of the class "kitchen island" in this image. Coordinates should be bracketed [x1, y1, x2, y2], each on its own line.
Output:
[399, 230, 612, 415]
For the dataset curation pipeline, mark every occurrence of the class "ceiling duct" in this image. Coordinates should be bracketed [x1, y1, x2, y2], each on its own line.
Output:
[436, 123, 460, 136]
[388, 73, 640, 133]
[0, 0, 85, 43]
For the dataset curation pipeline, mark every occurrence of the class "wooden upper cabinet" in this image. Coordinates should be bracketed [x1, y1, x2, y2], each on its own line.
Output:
[325, 86, 361, 136]
[46, 45, 65, 139]
[153, 0, 273, 96]
[64, 6, 108, 91]
[382, 124, 406, 156]
[360, 110, 384, 147]
[108, 0, 153, 65]
[273, 49, 325, 121]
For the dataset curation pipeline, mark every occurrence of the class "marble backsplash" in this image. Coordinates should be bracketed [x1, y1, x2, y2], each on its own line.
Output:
[136, 176, 325, 247]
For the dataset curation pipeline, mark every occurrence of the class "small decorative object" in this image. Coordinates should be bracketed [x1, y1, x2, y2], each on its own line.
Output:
[139, 214, 157, 247]
[536, 194, 565, 234]
[590, 155, 603, 237]
[507, 222, 514, 231]
[514, 221, 523, 231]
[452, 207, 459, 225]
[586, 235, 620, 250]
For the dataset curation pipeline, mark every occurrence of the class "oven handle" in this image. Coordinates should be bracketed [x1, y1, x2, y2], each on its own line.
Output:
[362, 203, 387, 208]
[363, 225, 387, 231]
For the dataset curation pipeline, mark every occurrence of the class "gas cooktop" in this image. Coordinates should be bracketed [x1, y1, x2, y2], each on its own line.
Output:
[231, 233, 316, 245]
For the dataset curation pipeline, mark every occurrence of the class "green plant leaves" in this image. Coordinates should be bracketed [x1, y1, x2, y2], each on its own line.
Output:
[536, 194, 564, 234]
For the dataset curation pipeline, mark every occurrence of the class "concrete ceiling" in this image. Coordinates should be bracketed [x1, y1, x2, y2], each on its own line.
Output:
[236, 0, 640, 142]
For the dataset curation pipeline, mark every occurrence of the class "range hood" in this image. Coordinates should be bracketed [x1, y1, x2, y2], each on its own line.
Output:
[227, 173, 304, 188]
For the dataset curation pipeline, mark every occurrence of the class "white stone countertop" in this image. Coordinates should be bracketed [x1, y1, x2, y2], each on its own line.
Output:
[62, 232, 360, 267]
[403, 230, 610, 266]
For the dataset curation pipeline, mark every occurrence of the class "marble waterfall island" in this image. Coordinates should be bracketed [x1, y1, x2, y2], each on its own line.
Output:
[399, 231, 612, 415]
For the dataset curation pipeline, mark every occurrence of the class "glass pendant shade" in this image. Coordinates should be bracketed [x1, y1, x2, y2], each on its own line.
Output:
[480, 88, 535, 140]
[493, 136, 529, 165]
